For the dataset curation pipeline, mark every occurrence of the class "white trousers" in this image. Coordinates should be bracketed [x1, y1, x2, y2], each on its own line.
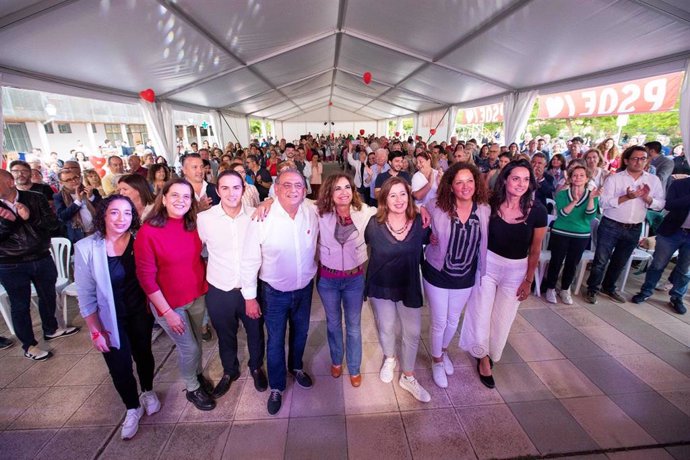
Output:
[369, 297, 422, 373]
[460, 251, 527, 361]
[423, 279, 472, 358]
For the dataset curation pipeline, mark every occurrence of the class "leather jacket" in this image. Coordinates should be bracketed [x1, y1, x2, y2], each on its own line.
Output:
[0, 190, 61, 263]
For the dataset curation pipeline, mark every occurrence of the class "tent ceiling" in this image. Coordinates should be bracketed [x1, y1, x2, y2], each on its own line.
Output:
[0, 0, 689, 122]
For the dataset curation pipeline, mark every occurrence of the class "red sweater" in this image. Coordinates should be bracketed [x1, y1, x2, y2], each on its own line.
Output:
[134, 218, 208, 313]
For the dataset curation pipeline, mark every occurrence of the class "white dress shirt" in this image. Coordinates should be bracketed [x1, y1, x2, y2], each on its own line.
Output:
[197, 203, 254, 291]
[241, 200, 319, 299]
[600, 169, 665, 224]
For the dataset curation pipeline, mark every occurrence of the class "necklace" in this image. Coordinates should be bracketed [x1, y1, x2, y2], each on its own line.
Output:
[386, 218, 409, 235]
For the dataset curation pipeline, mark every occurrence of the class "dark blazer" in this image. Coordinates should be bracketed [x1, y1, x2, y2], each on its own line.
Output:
[657, 177, 690, 237]
[54, 189, 102, 243]
[205, 182, 220, 205]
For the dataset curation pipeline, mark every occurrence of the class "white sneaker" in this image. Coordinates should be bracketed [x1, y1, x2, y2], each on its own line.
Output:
[442, 351, 454, 375]
[121, 406, 144, 440]
[559, 288, 573, 305]
[139, 390, 161, 416]
[432, 362, 447, 388]
[24, 345, 51, 361]
[379, 357, 396, 383]
[399, 375, 431, 403]
[545, 288, 558, 304]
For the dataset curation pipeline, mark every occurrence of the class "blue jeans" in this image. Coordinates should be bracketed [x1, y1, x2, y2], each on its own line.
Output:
[317, 274, 364, 375]
[587, 217, 641, 293]
[262, 280, 313, 391]
[638, 230, 690, 299]
[0, 255, 58, 351]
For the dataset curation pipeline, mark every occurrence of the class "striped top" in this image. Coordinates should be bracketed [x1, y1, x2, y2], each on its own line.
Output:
[552, 188, 599, 238]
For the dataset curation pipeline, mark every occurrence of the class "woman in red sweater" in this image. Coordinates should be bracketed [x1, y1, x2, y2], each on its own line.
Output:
[134, 178, 215, 411]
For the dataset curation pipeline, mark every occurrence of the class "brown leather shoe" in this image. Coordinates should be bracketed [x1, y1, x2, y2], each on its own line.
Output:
[350, 374, 362, 387]
[331, 365, 342, 378]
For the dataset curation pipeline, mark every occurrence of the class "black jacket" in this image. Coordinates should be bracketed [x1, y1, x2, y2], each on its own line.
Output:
[657, 177, 690, 237]
[0, 190, 61, 263]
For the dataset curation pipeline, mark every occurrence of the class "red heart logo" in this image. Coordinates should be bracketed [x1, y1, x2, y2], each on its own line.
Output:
[430, 128, 436, 135]
[139, 88, 155, 103]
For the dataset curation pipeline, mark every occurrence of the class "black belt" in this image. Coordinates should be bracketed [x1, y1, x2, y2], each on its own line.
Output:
[603, 216, 642, 229]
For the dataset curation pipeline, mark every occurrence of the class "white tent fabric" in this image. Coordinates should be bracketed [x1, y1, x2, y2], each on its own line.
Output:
[503, 91, 538, 145]
[0, 0, 688, 136]
[139, 100, 175, 163]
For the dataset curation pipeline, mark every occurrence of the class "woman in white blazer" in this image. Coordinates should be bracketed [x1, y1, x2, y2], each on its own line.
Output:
[74, 194, 160, 440]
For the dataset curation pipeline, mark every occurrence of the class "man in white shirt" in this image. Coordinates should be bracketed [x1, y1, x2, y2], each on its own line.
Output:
[197, 170, 267, 399]
[102, 155, 124, 196]
[585, 146, 665, 304]
[242, 168, 318, 416]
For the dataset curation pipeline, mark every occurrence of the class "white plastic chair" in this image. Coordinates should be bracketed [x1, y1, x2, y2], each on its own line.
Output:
[533, 228, 551, 297]
[0, 284, 15, 336]
[620, 248, 653, 293]
[46, 237, 73, 326]
[573, 219, 599, 295]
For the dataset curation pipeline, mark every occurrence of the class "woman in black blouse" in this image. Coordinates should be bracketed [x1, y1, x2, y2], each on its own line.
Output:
[365, 176, 431, 402]
[460, 159, 547, 388]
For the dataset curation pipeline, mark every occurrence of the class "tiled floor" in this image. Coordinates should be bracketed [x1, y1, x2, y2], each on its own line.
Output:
[0, 272, 689, 459]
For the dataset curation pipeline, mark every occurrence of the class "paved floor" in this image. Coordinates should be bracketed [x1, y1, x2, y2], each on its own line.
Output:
[0, 268, 688, 460]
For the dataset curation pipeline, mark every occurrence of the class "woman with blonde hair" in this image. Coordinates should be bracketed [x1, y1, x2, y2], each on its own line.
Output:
[597, 137, 620, 170]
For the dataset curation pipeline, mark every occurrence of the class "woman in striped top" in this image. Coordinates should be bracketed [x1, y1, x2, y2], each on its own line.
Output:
[544, 164, 600, 304]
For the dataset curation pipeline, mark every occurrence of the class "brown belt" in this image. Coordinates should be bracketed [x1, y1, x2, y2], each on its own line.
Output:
[321, 264, 363, 276]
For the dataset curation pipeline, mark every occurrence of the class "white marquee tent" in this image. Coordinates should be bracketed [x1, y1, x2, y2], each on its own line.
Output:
[1, 0, 689, 161]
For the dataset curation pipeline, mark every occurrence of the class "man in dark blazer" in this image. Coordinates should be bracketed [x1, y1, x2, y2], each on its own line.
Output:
[632, 177, 690, 314]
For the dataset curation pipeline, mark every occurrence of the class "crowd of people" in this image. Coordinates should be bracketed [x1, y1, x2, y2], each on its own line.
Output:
[0, 130, 688, 441]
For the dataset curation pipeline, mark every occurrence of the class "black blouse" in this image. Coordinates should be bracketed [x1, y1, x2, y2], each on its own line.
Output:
[488, 202, 548, 260]
[108, 236, 147, 318]
[364, 214, 428, 308]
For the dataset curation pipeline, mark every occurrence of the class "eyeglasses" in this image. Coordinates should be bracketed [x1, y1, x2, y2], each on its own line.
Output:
[628, 157, 647, 162]
[280, 182, 304, 191]
[9, 169, 30, 175]
[62, 177, 80, 183]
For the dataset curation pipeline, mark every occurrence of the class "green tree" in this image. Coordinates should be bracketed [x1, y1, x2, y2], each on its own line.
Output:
[249, 119, 262, 138]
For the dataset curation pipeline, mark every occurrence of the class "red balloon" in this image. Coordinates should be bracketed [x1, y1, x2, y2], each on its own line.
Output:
[430, 128, 436, 135]
[362, 72, 372, 85]
[394, 131, 400, 137]
[359, 129, 365, 135]
[139, 88, 155, 103]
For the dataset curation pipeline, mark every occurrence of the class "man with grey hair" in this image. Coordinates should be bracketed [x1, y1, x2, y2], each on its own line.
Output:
[364, 148, 389, 206]
[102, 155, 124, 196]
[241, 168, 318, 416]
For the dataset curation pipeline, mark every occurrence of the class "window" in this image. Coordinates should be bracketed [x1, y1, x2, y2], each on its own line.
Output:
[57, 123, 72, 133]
[91, 123, 97, 134]
[126, 124, 148, 146]
[3, 123, 33, 153]
[199, 126, 209, 137]
[104, 123, 124, 143]
[44, 122, 54, 134]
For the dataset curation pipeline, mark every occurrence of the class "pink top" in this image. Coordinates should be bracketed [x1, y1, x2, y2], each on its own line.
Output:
[134, 217, 208, 313]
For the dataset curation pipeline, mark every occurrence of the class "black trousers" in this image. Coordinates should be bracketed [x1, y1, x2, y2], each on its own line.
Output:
[206, 284, 265, 377]
[545, 233, 591, 291]
[102, 311, 155, 410]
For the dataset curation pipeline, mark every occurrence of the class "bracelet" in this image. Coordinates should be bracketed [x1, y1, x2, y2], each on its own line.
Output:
[161, 308, 172, 315]
[91, 330, 109, 340]
[524, 277, 533, 284]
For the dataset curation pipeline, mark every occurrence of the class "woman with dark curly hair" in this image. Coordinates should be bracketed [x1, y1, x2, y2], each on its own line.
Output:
[74, 194, 159, 440]
[315, 172, 376, 387]
[134, 178, 214, 411]
[422, 162, 490, 389]
[460, 159, 547, 389]
[147, 163, 171, 195]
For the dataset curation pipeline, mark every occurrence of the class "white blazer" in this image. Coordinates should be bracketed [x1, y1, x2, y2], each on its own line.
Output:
[74, 234, 122, 349]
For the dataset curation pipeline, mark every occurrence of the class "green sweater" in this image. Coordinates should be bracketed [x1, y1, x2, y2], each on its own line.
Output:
[552, 188, 599, 238]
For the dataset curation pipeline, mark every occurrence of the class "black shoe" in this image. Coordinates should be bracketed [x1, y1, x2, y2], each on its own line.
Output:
[0, 336, 14, 350]
[489, 357, 494, 369]
[289, 369, 313, 389]
[251, 368, 268, 392]
[267, 389, 282, 416]
[476, 358, 495, 389]
[670, 297, 687, 315]
[211, 373, 239, 399]
[602, 289, 626, 304]
[197, 373, 214, 395]
[631, 293, 650, 304]
[201, 326, 212, 342]
[186, 388, 216, 411]
[583, 291, 598, 304]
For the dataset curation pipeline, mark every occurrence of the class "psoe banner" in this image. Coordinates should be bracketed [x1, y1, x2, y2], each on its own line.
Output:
[537, 72, 684, 119]
[457, 103, 504, 124]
